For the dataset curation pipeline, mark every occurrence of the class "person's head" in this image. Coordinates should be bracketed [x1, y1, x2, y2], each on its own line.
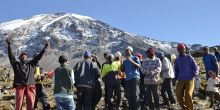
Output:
[107, 54, 114, 64]
[157, 52, 165, 60]
[177, 43, 186, 55]
[146, 48, 155, 59]
[19, 52, 28, 62]
[91, 54, 97, 62]
[203, 46, 209, 55]
[208, 71, 216, 79]
[125, 46, 133, 57]
[213, 47, 218, 52]
[58, 55, 68, 64]
[136, 52, 143, 61]
[84, 51, 92, 59]
[104, 52, 109, 60]
[185, 45, 190, 54]
[114, 51, 122, 61]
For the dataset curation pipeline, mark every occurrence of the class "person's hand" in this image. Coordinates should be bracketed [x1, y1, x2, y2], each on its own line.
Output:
[127, 57, 133, 63]
[6, 34, 13, 45]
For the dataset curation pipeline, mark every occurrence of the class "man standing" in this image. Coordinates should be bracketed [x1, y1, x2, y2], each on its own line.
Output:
[74, 51, 100, 110]
[102, 54, 121, 110]
[175, 44, 199, 110]
[203, 46, 219, 80]
[213, 47, 220, 70]
[158, 52, 176, 107]
[53, 55, 75, 110]
[141, 48, 161, 110]
[213, 47, 220, 62]
[122, 46, 141, 110]
[6, 35, 48, 110]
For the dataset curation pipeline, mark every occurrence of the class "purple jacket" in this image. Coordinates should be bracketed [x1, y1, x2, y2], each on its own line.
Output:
[174, 54, 198, 80]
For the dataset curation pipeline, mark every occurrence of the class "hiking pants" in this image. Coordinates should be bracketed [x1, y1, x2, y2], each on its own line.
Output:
[15, 85, 36, 110]
[107, 82, 121, 109]
[34, 83, 49, 109]
[145, 84, 159, 109]
[176, 80, 194, 110]
[125, 78, 140, 110]
[161, 78, 176, 105]
[76, 86, 92, 110]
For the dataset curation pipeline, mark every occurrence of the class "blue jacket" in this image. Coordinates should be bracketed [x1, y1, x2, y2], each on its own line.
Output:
[123, 56, 141, 81]
[174, 54, 198, 80]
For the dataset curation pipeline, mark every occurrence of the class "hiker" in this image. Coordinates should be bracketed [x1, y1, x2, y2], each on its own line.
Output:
[114, 51, 124, 82]
[206, 71, 220, 108]
[6, 35, 48, 110]
[33, 53, 50, 110]
[185, 44, 190, 54]
[74, 51, 100, 110]
[53, 55, 75, 110]
[214, 47, 220, 71]
[91, 54, 102, 110]
[122, 46, 141, 110]
[174, 43, 199, 110]
[141, 48, 161, 110]
[202, 46, 219, 80]
[102, 52, 109, 108]
[91, 54, 101, 69]
[102, 54, 121, 110]
[214, 47, 220, 62]
[157, 52, 176, 108]
[136, 52, 146, 109]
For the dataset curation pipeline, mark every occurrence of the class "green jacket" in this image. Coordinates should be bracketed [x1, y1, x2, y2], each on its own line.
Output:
[54, 64, 74, 95]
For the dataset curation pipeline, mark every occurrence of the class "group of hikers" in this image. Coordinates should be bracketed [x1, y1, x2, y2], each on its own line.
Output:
[4, 35, 220, 110]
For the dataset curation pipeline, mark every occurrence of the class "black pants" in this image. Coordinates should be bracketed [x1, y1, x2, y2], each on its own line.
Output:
[76, 86, 92, 110]
[91, 81, 102, 110]
[145, 84, 159, 109]
[125, 78, 140, 110]
[161, 78, 176, 105]
[206, 91, 220, 107]
[139, 73, 146, 107]
[107, 82, 121, 109]
[34, 83, 49, 110]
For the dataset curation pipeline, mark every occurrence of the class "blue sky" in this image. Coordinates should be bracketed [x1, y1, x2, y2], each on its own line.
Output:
[0, 0, 219, 46]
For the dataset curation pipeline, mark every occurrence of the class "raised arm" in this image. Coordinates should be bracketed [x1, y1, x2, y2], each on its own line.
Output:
[31, 40, 49, 65]
[6, 36, 16, 65]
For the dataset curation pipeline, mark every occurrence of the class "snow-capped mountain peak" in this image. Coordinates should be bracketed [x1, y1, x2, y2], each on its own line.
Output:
[0, 13, 202, 59]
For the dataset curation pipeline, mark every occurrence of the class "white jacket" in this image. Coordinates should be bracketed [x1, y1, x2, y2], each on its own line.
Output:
[206, 77, 220, 92]
[161, 57, 175, 78]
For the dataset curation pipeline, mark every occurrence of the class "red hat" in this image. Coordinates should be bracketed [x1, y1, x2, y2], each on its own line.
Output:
[136, 52, 143, 60]
[177, 43, 186, 50]
[146, 48, 155, 54]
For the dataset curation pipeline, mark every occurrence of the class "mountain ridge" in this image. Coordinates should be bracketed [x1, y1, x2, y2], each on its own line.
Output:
[0, 13, 203, 60]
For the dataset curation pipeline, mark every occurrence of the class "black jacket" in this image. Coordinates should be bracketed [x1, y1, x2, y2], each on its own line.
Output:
[8, 45, 46, 87]
[74, 59, 100, 88]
